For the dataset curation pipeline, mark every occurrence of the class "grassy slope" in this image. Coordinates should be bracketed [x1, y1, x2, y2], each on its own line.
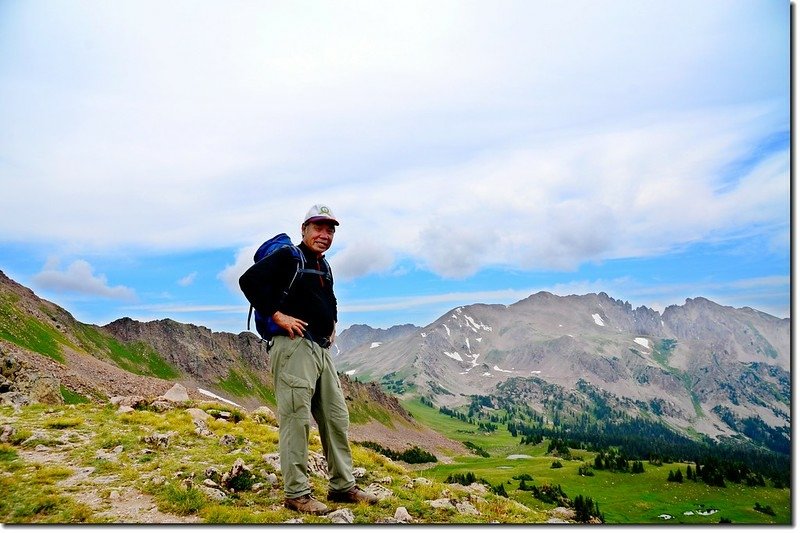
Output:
[0, 291, 180, 380]
[0, 402, 546, 524]
[402, 398, 791, 525]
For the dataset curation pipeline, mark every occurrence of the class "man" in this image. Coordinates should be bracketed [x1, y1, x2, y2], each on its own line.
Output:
[239, 204, 377, 514]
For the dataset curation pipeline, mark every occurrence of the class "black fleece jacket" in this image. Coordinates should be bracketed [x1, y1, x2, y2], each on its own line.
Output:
[239, 242, 337, 341]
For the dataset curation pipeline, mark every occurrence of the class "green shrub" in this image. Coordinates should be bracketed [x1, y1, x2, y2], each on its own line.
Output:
[159, 483, 205, 515]
[0, 443, 18, 462]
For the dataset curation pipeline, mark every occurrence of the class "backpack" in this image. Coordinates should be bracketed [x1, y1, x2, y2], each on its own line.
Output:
[246, 233, 331, 341]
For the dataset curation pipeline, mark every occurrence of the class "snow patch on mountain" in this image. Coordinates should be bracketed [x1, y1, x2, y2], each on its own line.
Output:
[370, 342, 382, 349]
[634, 337, 650, 350]
[592, 313, 605, 326]
[444, 351, 463, 362]
[198, 388, 241, 408]
[493, 365, 514, 374]
[454, 308, 492, 332]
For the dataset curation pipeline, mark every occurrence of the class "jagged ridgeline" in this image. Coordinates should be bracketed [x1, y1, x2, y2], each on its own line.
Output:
[334, 291, 790, 484]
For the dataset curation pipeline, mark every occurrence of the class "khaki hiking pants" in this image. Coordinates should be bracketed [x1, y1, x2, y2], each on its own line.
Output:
[270, 335, 355, 499]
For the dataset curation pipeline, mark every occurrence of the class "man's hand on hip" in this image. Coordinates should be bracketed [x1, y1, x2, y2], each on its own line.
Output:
[272, 311, 307, 339]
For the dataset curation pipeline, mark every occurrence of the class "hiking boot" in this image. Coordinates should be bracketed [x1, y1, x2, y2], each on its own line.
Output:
[327, 485, 378, 505]
[284, 494, 329, 514]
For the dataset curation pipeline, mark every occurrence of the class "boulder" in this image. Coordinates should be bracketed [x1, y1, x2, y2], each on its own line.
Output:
[0, 425, 15, 443]
[160, 383, 190, 403]
[0, 356, 21, 379]
[365, 483, 394, 501]
[251, 406, 278, 426]
[199, 486, 227, 501]
[394, 507, 413, 523]
[0, 391, 31, 409]
[327, 508, 354, 524]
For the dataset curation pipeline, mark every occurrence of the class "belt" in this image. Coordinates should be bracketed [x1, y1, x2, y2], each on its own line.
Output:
[271, 332, 332, 350]
[306, 332, 332, 349]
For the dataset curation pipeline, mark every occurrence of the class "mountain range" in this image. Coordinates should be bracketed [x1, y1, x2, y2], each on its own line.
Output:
[0, 268, 790, 456]
[333, 291, 790, 448]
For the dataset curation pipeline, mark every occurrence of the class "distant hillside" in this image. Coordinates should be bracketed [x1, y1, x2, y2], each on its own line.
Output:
[333, 291, 790, 452]
[333, 323, 421, 356]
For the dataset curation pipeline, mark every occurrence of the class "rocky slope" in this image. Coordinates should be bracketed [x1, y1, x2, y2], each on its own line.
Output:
[0, 270, 465, 459]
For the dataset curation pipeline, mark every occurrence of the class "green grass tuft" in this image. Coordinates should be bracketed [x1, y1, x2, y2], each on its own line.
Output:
[61, 386, 90, 405]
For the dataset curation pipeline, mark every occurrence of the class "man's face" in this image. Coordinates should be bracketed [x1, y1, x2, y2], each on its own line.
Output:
[302, 221, 336, 255]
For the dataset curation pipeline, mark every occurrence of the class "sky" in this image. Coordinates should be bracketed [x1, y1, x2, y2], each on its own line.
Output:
[0, 0, 791, 335]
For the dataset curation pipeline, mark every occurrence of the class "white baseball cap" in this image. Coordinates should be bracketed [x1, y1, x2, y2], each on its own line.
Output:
[303, 204, 339, 226]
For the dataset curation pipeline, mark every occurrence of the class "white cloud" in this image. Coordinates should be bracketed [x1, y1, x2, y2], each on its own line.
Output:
[32, 259, 136, 301]
[329, 240, 395, 281]
[0, 1, 788, 284]
[218, 246, 256, 296]
[178, 272, 197, 287]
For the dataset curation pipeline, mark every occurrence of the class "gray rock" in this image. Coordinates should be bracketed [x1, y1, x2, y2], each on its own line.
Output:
[221, 458, 254, 491]
[1, 356, 21, 379]
[0, 425, 15, 443]
[307, 452, 328, 478]
[427, 498, 455, 510]
[142, 431, 177, 448]
[193, 420, 213, 437]
[29, 373, 62, 404]
[1, 392, 31, 409]
[186, 408, 213, 423]
[204, 467, 222, 483]
[219, 434, 237, 447]
[262, 453, 281, 471]
[251, 406, 277, 426]
[199, 485, 227, 501]
[456, 501, 480, 515]
[365, 483, 394, 501]
[111, 396, 147, 409]
[148, 400, 173, 412]
[160, 383, 190, 402]
[394, 506, 413, 522]
[327, 508, 354, 524]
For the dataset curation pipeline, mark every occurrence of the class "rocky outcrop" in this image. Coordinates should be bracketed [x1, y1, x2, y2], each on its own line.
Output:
[103, 318, 270, 381]
[1, 351, 62, 408]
